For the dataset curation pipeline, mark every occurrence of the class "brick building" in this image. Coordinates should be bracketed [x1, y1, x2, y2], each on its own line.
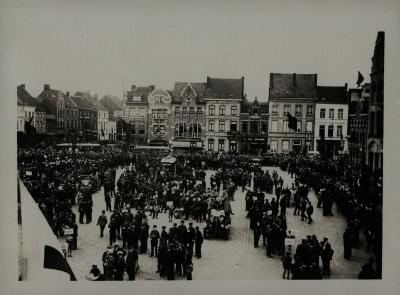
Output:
[268, 73, 317, 153]
[170, 82, 206, 151]
[205, 77, 244, 152]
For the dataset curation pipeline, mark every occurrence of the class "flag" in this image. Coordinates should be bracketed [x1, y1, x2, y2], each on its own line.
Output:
[287, 113, 297, 130]
[18, 177, 76, 281]
[356, 71, 364, 87]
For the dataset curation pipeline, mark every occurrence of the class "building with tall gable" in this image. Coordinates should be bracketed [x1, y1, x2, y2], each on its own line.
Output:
[314, 85, 349, 158]
[170, 82, 207, 150]
[268, 73, 317, 153]
[204, 76, 244, 152]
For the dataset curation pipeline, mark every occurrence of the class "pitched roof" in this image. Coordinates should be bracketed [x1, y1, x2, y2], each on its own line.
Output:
[70, 95, 95, 110]
[269, 73, 317, 98]
[125, 86, 155, 104]
[170, 82, 207, 103]
[17, 85, 38, 107]
[64, 95, 78, 108]
[205, 77, 244, 100]
[317, 86, 348, 104]
[100, 95, 123, 111]
[241, 100, 269, 114]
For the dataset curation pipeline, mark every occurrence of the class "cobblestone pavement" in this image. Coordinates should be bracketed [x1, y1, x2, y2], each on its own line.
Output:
[61, 166, 370, 280]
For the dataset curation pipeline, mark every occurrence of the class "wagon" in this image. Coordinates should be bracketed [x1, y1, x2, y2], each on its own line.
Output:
[203, 209, 231, 240]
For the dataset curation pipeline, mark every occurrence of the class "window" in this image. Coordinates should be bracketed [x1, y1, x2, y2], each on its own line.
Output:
[219, 105, 225, 115]
[219, 121, 225, 131]
[319, 125, 325, 138]
[182, 107, 187, 116]
[337, 125, 343, 138]
[283, 121, 289, 133]
[251, 121, 259, 133]
[208, 120, 215, 131]
[163, 109, 167, 118]
[320, 109, 326, 119]
[242, 122, 248, 133]
[338, 108, 343, 119]
[271, 121, 278, 132]
[208, 139, 214, 151]
[295, 105, 302, 116]
[329, 109, 334, 119]
[229, 141, 237, 152]
[252, 108, 259, 115]
[296, 121, 301, 133]
[218, 139, 225, 151]
[282, 140, 289, 153]
[231, 106, 238, 115]
[175, 107, 181, 115]
[306, 121, 313, 133]
[272, 105, 278, 116]
[189, 107, 195, 116]
[328, 125, 334, 137]
[270, 141, 277, 153]
[197, 107, 202, 115]
[209, 105, 215, 115]
[284, 105, 290, 115]
[261, 122, 267, 133]
[153, 125, 160, 134]
[139, 108, 146, 117]
[157, 109, 162, 118]
[230, 121, 238, 132]
[152, 109, 157, 118]
[160, 125, 166, 134]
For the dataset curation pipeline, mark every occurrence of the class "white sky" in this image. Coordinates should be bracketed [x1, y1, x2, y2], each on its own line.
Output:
[1, 0, 397, 101]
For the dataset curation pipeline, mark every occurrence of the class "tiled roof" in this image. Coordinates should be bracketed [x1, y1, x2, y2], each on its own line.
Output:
[170, 82, 207, 103]
[317, 86, 348, 104]
[70, 95, 95, 110]
[205, 77, 244, 100]
[125, 86, 154, 104]
[64, 95, 78, 108]
[241, 100, 269, 114]
[17, 85, 38, 107]
[269, 73, 317, 98]
[100, 95, 123, 111]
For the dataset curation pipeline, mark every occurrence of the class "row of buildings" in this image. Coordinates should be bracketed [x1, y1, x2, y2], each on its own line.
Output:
[17, 32, 383, 171]
[17, 84, 120, 142]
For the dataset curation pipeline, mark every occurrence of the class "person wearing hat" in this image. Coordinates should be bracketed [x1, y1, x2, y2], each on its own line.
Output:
[150, 225, 160, 257]
[186, 222, 195, 254]
[320, 237, 334, 276]
[194, 226, 203, 259]
[97, 210, 108, 238]
[87, 265, 105, 281]
[126, 246, 138, 280]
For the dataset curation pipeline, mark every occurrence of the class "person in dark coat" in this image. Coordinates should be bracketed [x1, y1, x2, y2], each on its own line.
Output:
[125, 246, 138, 280]
[320, 238, 334, 276]
[253, 222, 261, 248]
[150, 225, 160, 257]
[140, 223, 149, 254]
[194, 226, 203, 258]
[281, 252, 292, 279]
[306, 202, 314, 224]
[186, 222, 195, 254]
[108, 218, 118, 246]
[358, 257, 377, 279]
[97, 210, 108, 238]
[343, 227, 353, 260]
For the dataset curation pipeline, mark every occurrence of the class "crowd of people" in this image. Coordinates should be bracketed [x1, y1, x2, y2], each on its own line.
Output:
[17, 145, 382, 280]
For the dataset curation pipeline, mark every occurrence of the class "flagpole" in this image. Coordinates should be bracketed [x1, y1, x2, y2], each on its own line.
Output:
[17, 176, 27, 281]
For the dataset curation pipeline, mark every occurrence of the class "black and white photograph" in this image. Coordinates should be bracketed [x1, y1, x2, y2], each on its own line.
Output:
[1, 0, 400, 294]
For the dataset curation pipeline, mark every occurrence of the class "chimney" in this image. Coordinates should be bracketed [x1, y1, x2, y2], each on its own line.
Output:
[292, 73, 297, 87]
[344, 83, 348, 90]
[207, 76, 210, 87]
[149, 85, 155, 91]
[66, 91, 70, 97]
[44, 84, 50, 91]
[131, 85, 136, 91]
[241, 76, 245, 98]
[269, 73, 274, 89]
